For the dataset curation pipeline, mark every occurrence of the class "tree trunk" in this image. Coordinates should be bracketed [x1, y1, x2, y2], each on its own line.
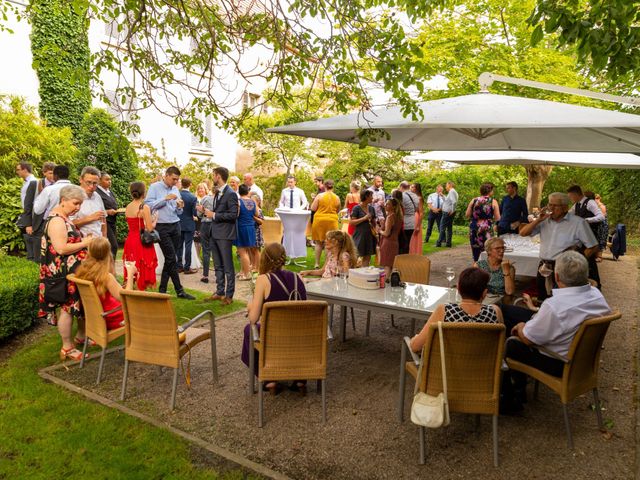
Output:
[525, 165, 553, 209]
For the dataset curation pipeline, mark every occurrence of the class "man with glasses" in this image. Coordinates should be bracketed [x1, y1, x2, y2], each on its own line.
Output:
[71, 166, 107, 238]
[520, 192, 598, 301]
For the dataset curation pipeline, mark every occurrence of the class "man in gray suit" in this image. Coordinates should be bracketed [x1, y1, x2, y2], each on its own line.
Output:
[203, 167, 239, 305]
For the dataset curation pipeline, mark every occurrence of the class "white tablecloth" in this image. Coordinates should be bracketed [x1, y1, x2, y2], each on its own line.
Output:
[154, 243, 201, 274]
[478, 235, 540, 277]
[275, 208, 310, 258]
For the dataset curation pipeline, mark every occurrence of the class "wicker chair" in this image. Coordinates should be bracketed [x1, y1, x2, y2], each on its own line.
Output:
[398, 322, 505, 466]
[506, 310, 621, 448]
[262, 216, 283, 245]
[119, 290, 218, 410]
[67, 274, 125, 384]
[387, 254, 432, 333]
[249, 300, 329, 427]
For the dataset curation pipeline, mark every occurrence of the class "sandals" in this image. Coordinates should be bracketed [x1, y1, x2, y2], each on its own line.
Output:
[74, 337, 97, 348]
[60, 346, 89, 361]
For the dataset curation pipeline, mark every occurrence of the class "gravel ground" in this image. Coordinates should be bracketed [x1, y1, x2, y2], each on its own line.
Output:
[54, 246, 638, 479]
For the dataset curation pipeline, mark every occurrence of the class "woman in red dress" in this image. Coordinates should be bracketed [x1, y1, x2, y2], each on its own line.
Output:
[344, 181, 361, 236]
[123, 182, 158, 290]
[75, 237, 137, 329]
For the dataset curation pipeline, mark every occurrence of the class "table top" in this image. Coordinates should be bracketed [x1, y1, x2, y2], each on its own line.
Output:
[275, 208, 311, 216]
[305, 278, 450, 317]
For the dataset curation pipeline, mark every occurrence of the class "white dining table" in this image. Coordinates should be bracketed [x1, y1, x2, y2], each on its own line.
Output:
[305, 278, 451, 342]
[478, 234, 541, 278]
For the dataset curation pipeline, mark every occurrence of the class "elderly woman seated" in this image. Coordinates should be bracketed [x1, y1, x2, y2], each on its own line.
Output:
[410, 267, 504, 352]
[474, 237, 516, 304]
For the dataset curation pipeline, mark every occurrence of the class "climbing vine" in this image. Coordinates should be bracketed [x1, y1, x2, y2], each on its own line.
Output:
[29, 0, 91, 136]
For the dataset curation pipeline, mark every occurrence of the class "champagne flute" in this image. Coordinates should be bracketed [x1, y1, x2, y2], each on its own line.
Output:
[445, 267, 456, 300]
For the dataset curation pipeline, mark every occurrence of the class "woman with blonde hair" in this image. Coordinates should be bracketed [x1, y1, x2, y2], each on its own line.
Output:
[194, 182, 210, 260]
[300, 230, 357, 278]
[75, 237, 137, 330]
[242, 242, 307, 394]
[344, 180, 361, 236]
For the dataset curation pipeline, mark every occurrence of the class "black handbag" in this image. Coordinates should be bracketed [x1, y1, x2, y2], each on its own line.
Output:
[138, 204, 160, 245]
[43, 276, 68, 304]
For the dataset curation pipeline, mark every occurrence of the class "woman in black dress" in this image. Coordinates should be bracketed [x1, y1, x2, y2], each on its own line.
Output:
[349, 189, 377, 266]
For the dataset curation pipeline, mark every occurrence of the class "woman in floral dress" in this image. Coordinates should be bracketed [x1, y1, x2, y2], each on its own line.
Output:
[38, 185, 94, 361]
[465, 183, 501, 262]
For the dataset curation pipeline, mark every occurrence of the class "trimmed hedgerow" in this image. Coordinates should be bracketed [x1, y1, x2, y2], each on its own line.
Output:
[0, 255, 40, 340]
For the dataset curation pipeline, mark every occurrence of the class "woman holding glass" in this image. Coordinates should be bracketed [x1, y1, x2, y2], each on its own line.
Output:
[378, 198, 403, 279]
[349, 190, 377, 267]
[474, 237, 516, 304]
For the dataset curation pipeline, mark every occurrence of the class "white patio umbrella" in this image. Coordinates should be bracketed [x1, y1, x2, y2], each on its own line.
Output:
[267, 93, 640, 153]
[412, 151, 640, 168]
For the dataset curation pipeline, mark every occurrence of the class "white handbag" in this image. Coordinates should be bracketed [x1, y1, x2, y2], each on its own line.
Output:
[410, 322, 450, 428]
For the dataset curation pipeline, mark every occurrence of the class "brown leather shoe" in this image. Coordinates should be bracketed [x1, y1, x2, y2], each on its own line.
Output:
[221, 297, 233, 306]
[184, 268, 198, 274]
[207, 294, 224, 301]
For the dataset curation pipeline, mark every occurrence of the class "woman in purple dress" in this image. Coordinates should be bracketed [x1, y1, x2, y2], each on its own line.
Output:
[465, 182, 501, 262]
[241, 242, 307, 395]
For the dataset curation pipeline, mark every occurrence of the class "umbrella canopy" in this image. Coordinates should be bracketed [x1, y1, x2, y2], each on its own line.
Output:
[267, 93, 640, 153]
[413, 151, 640, 169]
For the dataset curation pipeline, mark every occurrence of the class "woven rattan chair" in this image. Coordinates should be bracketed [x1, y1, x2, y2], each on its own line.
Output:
[119, 290, 218, 410]
[387, 254, 432, 333]
[249, 300, 329, 427]
[67, 274, 125, 384]
[506, 310, 621, 448]
[262, 216, 283, 245]
[398, 322, 506, 466]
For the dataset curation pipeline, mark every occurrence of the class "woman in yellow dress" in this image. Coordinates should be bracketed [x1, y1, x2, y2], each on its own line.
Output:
[311, 179, 341, 268]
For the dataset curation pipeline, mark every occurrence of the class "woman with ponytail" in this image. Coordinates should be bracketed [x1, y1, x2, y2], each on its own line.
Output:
[241, 242, 308, 395]
[300, 230, 357, 278]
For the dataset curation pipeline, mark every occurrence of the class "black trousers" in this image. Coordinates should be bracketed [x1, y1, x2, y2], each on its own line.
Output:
[211, 238, 235, 298]
[200, 223, 213, 277]
[425, 212, 442, 242]
[399, 229, 413, 255]
[106, 222, 118, 259]
[156, 222, 184, 294]
[503, 337, 565, 397]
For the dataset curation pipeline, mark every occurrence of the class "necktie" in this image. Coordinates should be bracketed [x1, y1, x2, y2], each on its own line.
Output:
[436, 195, 441, 209]
[290, 189, 294, 208]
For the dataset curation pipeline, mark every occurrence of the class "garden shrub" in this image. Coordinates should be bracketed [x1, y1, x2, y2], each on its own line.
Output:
[0, 254, 40, 340]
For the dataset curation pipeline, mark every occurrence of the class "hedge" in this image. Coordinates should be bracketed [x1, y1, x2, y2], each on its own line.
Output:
[0, 255, 40, 340]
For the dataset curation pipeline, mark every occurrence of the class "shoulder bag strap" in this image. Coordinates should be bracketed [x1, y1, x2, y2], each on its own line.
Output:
[138, 203, 145, 231]
[438, 321, 449, 408]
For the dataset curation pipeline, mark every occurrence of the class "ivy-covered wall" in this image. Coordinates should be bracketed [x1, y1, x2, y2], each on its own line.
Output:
[29, 0, 91, 136]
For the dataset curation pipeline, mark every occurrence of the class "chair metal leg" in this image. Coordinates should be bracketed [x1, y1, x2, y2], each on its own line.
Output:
[593, 388, 604, 430]
[534, 380, 540, 400]
[391, 314, 396, 328]
[350, 307, 356, 331]
[258, 381, 264, 428]
[365, 311, 371, 336]
[80, 339, 88, 368]
[96, 347, 106, 384]
[562, 403, 574, 449]
[209, 317, 218, 383]
[340, 306, 347, 342]
[329, 304, 334, 331]
[398, 342, 407, 422]
[418, 426, 426, 465]
[492, 415, 499, 467]
[170, 367, 179, 410]
[120, 359, 129, 401]
[321, 379, 327, 424]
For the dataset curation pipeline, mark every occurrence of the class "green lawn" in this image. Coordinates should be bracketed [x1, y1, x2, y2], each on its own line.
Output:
[0, 287, 247, 479]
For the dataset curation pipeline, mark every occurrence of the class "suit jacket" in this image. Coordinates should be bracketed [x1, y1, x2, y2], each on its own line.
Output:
[18, 180, 45, 233]
[211, 184, 239, 240]
[96, 187, 118, 227]
[178, 189, 198, 232]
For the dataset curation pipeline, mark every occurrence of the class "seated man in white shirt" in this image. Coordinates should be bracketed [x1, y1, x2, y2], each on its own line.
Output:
[502, 251, 611, 411]
[70, 166, 107, 238]
[278, 175, 308, 209]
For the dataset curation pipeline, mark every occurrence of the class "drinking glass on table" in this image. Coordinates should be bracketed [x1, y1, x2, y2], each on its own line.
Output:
[445, 266, 456, 301]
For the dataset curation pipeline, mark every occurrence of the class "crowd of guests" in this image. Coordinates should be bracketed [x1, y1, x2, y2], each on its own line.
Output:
[16, 160, 614, 414]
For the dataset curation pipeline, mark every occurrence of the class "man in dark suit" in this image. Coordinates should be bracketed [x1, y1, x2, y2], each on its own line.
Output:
[204, 167, 239, 305]
[20, 176, 45, 263]
[177, 178, 198, 274]
[96, 172, 119, 258]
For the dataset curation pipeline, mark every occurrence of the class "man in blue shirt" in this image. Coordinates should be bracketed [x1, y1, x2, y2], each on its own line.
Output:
[145, 166, 194, 300]
[498, 181, 528, 235]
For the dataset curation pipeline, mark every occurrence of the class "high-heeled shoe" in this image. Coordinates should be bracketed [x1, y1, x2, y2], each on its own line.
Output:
[74, 337, 97, 348]
[60, 346, 88, 361]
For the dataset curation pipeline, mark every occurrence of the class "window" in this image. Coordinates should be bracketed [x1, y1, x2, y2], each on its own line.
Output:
[191, 114, 212, 149]
[104, 89, 138, 126]
[242, 91, 260, 110]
